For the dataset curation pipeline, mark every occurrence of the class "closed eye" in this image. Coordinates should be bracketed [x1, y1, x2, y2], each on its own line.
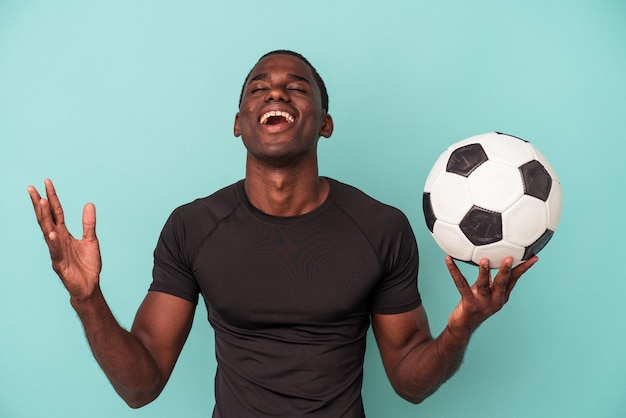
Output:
[287, 82, 309, 93]
[248, 79, 270, 93]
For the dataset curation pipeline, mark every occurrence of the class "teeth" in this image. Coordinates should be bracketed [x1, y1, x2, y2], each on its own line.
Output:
[260, 110, 295, 124]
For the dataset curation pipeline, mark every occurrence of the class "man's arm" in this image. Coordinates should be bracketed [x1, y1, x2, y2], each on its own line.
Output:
[73, 289, 195, 407]
[28, 179, 194, 408]
[372, 255, 537, 404]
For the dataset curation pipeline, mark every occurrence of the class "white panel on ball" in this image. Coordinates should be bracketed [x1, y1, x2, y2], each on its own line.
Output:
[546, 182, 563, 230]
[502, 195, 549, 246]
[468, 160, 525, 213]
[430, 173, 474, 224]
[473, 241, 526, 268]
[423, 150, 452, 193]
[476, 134, 535, 167]
[432, 221, 475, 261]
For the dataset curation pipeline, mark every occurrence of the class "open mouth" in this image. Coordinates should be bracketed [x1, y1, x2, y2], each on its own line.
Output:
[260, 110, 295, 125]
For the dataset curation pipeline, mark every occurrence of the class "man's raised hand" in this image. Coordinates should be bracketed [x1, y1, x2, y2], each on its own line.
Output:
[28, 179, 102, 301]
[444, 255, 538, 342]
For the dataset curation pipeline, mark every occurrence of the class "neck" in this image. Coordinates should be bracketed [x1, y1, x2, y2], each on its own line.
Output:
[244, 155, 328, 217]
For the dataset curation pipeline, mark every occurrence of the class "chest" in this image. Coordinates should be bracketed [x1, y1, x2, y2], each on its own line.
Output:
[192, 215, 382, 329]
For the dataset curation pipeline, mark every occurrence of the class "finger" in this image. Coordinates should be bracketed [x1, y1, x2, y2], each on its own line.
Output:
[27, 185, 45, 224]
[445, 256, 473, 298]
[27, 185, 55, 241]
[512, 256, 538, 278]
[36, 195, 57, 237]
[47, 229, 63, 261]
[44, 179, 65, 226]
[506, 256, 538, 291]
[492, 257, 513, 300]
[475, 259, 491, 296]
[82, 203, 97, 240]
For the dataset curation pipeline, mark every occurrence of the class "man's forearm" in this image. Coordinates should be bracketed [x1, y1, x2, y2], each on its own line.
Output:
[391, 325, 470, 404]
[70, 286, 164, 408]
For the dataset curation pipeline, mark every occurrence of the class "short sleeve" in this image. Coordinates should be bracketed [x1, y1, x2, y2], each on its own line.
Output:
[150, 209, 201, 304]
[369, 211, 422, 314]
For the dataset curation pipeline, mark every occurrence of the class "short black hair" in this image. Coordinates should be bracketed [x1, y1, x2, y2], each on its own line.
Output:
[238, 50, 329, 113]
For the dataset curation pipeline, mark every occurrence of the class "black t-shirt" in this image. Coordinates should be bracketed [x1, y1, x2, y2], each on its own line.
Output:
[151, 178, 421, 417]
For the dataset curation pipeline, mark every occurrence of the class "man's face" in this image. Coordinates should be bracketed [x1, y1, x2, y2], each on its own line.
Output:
[234, 54, 333, 165]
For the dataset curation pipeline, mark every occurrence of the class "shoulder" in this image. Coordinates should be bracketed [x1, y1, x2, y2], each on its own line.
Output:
[159, 181, 244, 248]
[168, 181, 243, 226]
[329, 178, 417, 263]
[330, 178, 410, 230]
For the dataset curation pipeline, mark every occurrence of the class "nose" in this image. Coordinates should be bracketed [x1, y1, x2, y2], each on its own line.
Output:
[265, 85, 289, 103]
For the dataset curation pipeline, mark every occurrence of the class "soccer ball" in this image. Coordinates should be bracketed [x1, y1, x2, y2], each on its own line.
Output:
[422, 132, 562, 268]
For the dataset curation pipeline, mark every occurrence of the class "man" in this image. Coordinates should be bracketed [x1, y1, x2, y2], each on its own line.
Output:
[28, 50, 537, 416]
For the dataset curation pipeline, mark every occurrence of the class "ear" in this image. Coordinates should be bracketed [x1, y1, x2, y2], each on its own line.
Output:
[233, 112, 241, 137]
[319, 113, 334, 138]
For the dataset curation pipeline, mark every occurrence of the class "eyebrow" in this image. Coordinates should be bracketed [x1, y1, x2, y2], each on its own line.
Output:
[249, 73, 311, 84]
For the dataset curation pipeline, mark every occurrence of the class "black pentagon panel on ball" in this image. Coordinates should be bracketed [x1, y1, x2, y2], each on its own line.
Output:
[522, 229, 554, 261]
[520, 160, 552, 201]
[459, 206, 503, 246]
[446, 143, 489, 177]
[422, 193, 436, 232]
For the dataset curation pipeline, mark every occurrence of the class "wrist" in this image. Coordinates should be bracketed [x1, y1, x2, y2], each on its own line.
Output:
[69, 284, 103, 310]
[444, 324, 473, 347]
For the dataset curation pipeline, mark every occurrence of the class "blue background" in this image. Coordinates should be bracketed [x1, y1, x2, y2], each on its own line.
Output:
[1, 1, 625, 417]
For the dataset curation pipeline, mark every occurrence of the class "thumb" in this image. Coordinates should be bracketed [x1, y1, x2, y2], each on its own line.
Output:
[82, 203, 97, 240]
